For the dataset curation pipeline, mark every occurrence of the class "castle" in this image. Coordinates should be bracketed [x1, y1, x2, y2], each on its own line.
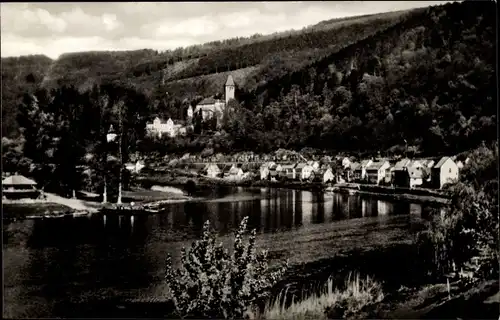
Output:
[187, 75, 235, 123]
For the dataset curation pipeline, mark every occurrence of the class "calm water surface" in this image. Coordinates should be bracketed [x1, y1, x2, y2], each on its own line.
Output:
[3, 187, 440, 318]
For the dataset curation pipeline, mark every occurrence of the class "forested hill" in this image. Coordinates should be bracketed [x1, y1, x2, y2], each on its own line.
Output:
[2, 9, 411, 138]
[229, 0, 496, 155]
[1, 1, 497, 159]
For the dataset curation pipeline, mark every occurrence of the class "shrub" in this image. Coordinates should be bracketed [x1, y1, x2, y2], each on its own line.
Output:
[263, 272, 384, 320]
[417, 145, 499, 281]
[164, 216, 289, 319]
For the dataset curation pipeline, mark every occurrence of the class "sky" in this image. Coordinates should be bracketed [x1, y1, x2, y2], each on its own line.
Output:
[1, 1, 453, 60]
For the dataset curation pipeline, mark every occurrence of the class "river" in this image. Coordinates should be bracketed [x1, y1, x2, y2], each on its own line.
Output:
[3, 186, 442, 318]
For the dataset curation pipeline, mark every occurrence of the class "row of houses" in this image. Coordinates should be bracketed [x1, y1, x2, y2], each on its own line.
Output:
[199, 161, 336, 184]
[341, 156, 468, 189]
[259, 161, 336, 183]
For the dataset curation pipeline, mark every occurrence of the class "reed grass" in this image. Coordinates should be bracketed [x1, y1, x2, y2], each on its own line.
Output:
[261, 272, 384, 320]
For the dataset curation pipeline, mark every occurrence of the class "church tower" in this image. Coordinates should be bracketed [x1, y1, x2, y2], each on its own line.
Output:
[225, 75, 235, 104]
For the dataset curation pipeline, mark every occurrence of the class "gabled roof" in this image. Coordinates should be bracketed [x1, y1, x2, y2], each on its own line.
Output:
[226, 75, 235, 86]
[295, 163, 308, 169]
[367, 161, 388, 171]
[434, 157, 451, 169]
[393, 158, 411, 170]
[2, 175, 37, 185]
[206, 163, 220, 171]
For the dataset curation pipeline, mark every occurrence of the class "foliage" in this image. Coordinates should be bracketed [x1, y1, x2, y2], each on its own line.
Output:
[263, 272, 384, 320]
[12, 83, 151, 199]
[164, 216, 289, 319]
[418, 143, 499, 280]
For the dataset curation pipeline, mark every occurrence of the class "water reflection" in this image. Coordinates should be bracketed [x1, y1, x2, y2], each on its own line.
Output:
[4, 187, 442, 318]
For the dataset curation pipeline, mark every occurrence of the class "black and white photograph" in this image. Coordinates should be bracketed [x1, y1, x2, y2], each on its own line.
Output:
[1, 1, 498, 319]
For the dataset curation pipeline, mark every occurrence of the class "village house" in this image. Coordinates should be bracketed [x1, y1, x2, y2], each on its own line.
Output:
[347, 162, 360, 181]
[259, 162, 275, 180]
[2, 174, 39, 200]
[431, 157, 459, 189]
[352, 159, 373, 182]
[204, 164, 221, 178]
[366, 161, 391, 185]
[407, 160, 426, 188]
[296, 163, 315, 180]
[391, 158, 412, 187]
[226, 165, 244, 181]
[280, 164, 297, 180]
[315, 168, 335, 183]
[408, 165, 424, 188]
[191, 75, 235, 124]
[341, 157, 353, 169]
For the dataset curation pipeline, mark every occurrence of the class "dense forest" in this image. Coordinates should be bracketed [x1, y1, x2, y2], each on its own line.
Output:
[2, 1, 498, 184]
[232, 1, 497, 155]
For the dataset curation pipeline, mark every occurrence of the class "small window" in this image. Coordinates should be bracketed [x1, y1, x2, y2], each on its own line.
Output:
[449, 168, 452, 173]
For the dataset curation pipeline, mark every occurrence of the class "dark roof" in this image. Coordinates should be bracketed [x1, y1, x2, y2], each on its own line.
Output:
[2, 175, 37, 185]
[198, 97, 218, 105]
[226, 75, 235, 86]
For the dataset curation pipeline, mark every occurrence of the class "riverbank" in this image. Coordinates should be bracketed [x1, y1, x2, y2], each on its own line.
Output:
[2, 188, 192, 220]
[327, 183, 451, 205]
[138, 172, 450, 204]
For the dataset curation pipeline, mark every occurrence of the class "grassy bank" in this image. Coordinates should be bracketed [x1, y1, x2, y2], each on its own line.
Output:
[263, 272, 384, 320]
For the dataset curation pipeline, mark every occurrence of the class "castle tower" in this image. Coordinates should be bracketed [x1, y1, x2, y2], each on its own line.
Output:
[225, 75, 235, 104]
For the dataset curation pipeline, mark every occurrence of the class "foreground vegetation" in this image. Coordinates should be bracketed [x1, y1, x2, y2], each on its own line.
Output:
[418, 143, 498, 281]
[263, 273, 384, 320]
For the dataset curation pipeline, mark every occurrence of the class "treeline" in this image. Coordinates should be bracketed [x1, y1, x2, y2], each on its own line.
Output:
[226, 1, 496, 155]
[1, 55, 54, 137]
[143, 1, 496, 157]
[3, 84, 153, 197]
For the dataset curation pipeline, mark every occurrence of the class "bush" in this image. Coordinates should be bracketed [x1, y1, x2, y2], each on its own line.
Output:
[164, 216, 289, 319]
[418, 144, 499, 281]
[264, 272, 384, 320]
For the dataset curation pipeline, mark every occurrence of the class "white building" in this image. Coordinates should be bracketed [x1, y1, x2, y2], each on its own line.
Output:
[191, 75, 235, 122]
[431, 157, 459, 189]
[145, 117, 191, 138]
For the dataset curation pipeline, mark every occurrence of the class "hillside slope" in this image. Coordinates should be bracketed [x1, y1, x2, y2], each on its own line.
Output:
[1, 55, 54, 137]
[225, 1, 496, 155]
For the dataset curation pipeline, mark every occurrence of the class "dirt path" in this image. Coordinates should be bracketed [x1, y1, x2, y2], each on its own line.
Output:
[39, 193, 103, 212]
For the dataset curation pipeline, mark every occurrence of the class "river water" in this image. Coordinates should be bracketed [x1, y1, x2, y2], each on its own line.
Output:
[3, 186, 441, 318]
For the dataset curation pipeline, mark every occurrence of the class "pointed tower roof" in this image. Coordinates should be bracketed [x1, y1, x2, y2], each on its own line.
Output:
[225, 75, 235, 86]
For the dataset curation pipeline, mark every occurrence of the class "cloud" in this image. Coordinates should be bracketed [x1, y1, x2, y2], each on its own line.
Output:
[1, 1, 454, 60]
